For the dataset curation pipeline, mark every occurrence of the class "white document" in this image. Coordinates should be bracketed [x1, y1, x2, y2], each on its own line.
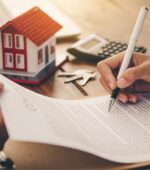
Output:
[0, 74, 150, 163]
[0, 0, 81, 38]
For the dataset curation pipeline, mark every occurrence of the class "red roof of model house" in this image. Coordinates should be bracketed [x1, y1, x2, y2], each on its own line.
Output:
[0, 7, 62, 46]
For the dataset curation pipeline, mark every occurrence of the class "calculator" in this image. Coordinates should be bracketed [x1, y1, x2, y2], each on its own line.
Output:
[67, 34, 147, 62]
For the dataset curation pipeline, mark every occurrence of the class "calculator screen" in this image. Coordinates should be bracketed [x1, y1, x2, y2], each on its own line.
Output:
[80, 39, 100, 50]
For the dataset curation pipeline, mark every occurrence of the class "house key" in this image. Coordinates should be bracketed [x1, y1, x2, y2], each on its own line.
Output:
[58, 69, 96, 85]
[64, 75, 82, 83]
[57, 69, 94, 77]
[58, 69, 94, 83]
[79, 72, 96, 86]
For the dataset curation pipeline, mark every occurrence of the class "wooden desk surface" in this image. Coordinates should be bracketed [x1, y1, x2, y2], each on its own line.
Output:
[4, 0, 150, 169]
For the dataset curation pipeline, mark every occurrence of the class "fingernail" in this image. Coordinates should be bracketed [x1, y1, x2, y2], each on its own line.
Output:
[117, 78, 128, 88]
[118, 96, 127, 103]
[129, 96, 138, 103]
[109, 82, 115, 90]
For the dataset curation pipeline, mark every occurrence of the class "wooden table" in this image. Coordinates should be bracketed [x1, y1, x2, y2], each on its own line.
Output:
[3, 0, 150, 169]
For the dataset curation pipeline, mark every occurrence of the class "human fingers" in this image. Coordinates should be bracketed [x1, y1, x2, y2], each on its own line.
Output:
[117, 90, 139, 103]
[97, 52, 124, 90]
[99, 73, 129, 104]
[0, 112, 8, 150]
[100, 73, 139, 104]
[99, 77, 112, 93]
[117, 91, 128, 103]
[117, 53, 150, 89]
[97, 62, 116, 90]
[128, 93, 139, 103]
[117, 64, 147, 89]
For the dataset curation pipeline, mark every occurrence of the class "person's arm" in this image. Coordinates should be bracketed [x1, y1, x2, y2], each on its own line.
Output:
[0, 112, 8, 150]
[97, 52, 150, 103]
[0, 82, 8, 150]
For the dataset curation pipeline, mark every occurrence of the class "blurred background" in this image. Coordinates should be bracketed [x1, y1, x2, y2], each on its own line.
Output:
[51, 0, 150, 51]
[0, 0, 150, 45]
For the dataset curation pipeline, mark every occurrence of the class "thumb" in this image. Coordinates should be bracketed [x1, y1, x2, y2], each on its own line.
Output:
[117, 66, 143, 88]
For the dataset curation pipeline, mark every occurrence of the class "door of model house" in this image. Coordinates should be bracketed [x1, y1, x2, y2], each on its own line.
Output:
[2, 32, 27, 71]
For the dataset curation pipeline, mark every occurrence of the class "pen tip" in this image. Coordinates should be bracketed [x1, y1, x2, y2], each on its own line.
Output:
[108, 105, 112, 112]
[108, 105, 111, 112]
[108, 98, 115, 112]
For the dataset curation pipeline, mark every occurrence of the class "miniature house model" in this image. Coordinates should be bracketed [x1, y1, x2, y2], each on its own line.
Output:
[0, 7, 62, 84]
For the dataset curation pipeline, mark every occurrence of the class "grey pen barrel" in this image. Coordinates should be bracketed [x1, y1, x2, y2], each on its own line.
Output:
[111, 87, 120, 99]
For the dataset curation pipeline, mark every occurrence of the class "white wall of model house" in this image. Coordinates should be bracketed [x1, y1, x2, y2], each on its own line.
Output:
[26, 38, 37, 73]
[20, 35, 56, 75]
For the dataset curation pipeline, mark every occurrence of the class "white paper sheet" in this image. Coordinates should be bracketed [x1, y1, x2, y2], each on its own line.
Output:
[0, 74, 150, 163]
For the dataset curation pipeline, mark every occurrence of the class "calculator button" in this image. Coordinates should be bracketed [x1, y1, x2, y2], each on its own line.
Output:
[108, 49, 114, 53]
[110, 42, 116, 47]
[114, 50, 120, 54]
[98, 54, 106, 58]
[134, 47, 139, 52]
[110, 53, 115, 57]
[107, 45, 113, 49]
[118, 48, 124, 52]
[104, 52, 110, 56]
[116, 44, 122, 48]
[112, 46, 118, 50]
[122, 46, 127, 50]
[111, 43, 115, 47]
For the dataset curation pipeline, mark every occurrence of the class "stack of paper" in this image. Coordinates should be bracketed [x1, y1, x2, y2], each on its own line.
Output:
[0, 74, 150, 163]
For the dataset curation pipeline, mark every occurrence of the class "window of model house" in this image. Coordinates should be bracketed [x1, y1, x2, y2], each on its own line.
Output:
[15, 34, 24, 49]
[5, 53, 13, 68]
[16, 54, 25, 69]
[50, 41, 55, 54]
[45, 45, 49, 64]
[38, 49, 43, 64]
[4, 33, 12, 48]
